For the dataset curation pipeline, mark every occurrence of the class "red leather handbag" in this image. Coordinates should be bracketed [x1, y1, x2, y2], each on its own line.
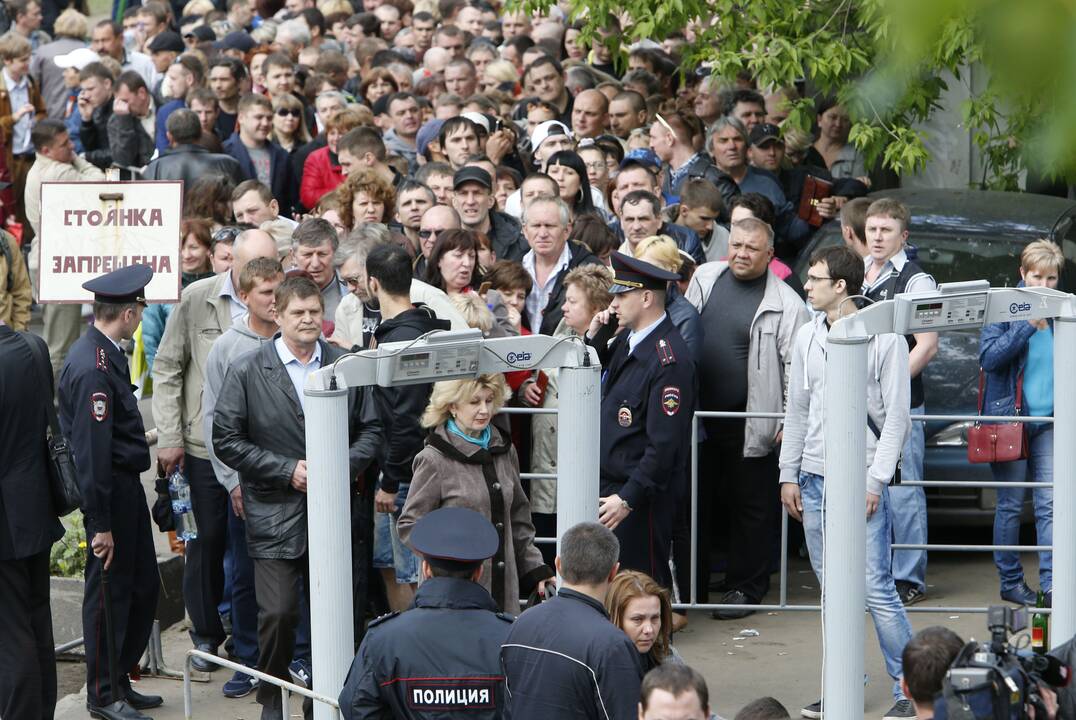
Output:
[966, 370, 1029, 464]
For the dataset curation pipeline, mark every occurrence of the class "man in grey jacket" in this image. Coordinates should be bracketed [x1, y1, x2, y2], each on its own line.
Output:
[213, 274, 383, 720]
[202, 256, 284, 699]
[684, 216, 809, 613]
[778, 245, 914, 720]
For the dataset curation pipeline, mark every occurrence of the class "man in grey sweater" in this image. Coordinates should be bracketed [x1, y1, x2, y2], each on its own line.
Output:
[778, 245, 915, 720]
[202, 257, 286, 699]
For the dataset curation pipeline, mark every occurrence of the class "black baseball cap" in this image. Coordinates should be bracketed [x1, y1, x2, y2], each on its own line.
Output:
[453, 166, 493, 191]
[213, 30, 256, 53]
[749, 123, 783, 147]
[148, 31, 185, 53]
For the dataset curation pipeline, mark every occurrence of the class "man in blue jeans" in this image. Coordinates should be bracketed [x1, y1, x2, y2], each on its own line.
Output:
[862, 198, 937, 606]
[779, 245, 914, 720]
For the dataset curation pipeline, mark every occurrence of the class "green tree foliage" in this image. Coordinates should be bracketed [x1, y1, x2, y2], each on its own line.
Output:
[520, 0, 1076, 188]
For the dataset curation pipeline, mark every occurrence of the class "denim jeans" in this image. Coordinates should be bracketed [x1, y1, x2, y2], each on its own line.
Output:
[891, 404, 928, 591]
[990, 425, 1053, 594]
[799, 471, 913, 701]
[373, 482, 419, 584]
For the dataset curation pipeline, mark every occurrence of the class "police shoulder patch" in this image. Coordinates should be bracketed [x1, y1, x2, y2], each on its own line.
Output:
[95, 346, 108, 372]
[661, 386, 681, 417]
[368, 611, 400, 628]
[90, 392, 109, 422]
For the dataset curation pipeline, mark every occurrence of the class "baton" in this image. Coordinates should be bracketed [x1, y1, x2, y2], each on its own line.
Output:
[101, 566, 121, 705]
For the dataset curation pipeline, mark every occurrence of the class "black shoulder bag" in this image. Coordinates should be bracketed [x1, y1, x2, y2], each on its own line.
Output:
[19, 332, 82, 516]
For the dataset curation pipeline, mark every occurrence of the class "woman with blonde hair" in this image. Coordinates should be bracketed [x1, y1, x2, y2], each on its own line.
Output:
[398, 375, 554, 613]
[480, 59, 520, 96]
[270, 92, 311, 156]
[605, 570, 681, 671]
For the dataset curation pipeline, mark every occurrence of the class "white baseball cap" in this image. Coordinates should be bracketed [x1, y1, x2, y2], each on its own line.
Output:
[530, 120, 572, 153]
[54, 48, 100, 70]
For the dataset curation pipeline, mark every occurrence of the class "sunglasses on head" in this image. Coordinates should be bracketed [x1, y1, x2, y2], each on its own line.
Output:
[276, 108, 301, 118]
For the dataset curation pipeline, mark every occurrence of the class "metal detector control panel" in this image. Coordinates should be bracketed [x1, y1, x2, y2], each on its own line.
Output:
[375, 329, 483, 386]
[891, 280, 989, 333]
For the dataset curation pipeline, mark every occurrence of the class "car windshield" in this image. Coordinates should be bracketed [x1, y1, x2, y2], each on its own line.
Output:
[799, 230, 1076, 291]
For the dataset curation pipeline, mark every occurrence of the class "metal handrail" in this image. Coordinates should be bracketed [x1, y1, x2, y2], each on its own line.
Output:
[183, 649, 341, 720]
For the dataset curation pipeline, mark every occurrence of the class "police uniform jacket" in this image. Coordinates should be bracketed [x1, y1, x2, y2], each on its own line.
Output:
[597, 316, 696, 510]
[58, 326, 152, 536]
[338, 576, 512, 720]
[500, 588, 643, 720]
[211, 338, 383, 560]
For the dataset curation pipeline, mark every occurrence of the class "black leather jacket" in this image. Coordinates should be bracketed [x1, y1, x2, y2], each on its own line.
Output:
[80, 97, 113, 170]
[212, 338, 382, 560]
[107, 108, 155, 171]
[142, 144, 244, 187]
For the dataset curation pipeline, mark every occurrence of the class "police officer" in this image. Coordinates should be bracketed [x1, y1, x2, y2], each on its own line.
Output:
[58, 265, 161, 720]
[587, 252, 696, 588]
[338, 507, 513, 719]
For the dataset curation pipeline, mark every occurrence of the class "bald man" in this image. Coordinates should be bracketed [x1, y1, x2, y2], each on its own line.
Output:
[571, 88, 609, 139]
[152, 228, 280, 668]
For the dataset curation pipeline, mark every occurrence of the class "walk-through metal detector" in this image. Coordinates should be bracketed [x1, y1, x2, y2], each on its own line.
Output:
[302, 329, 600, 720]
[824, 281, 1076, 718]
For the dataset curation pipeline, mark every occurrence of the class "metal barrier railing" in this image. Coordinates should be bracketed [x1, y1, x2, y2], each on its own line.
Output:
[183, 650, 341, 720]
[500, 406, 1056, 615]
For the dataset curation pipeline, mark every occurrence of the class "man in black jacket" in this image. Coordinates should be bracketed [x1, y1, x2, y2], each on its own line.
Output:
[77, 61, 115, 170]
[142, 109, 244, 190]
[501, 522, 642, 720]
[107, 70, 156, 173]
[0, 323, 64, 719]
[213, 275, 383, 720]
[367, 243, 450, 612]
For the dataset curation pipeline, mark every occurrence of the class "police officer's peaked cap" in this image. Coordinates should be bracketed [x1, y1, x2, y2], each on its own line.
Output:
[409, 507, 499, 563]
[608, 251, 679, 294]
[82, 264, 154, 304]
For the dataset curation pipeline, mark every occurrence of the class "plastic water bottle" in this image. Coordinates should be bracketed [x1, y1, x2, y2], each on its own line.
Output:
[169, 468, 199, 542]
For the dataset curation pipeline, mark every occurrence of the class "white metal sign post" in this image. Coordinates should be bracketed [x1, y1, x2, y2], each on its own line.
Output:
[824, 281, 1076, 719]
[36, 181, 182, 303]
[304, 330, 600, 720]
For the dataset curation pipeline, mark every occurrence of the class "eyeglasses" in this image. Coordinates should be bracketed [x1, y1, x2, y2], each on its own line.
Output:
[275, 108, 301, 118]
[418, 228, 448, 239]
[212, 226, 242, 244]
[583, 161, 606, 171]
[806, 274, 834, 283]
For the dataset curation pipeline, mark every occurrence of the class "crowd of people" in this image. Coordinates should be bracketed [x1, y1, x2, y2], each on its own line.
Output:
[0, 0, 1063, 718]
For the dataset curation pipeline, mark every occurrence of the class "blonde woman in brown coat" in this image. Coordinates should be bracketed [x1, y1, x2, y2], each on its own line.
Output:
[398, 373, 554, 614]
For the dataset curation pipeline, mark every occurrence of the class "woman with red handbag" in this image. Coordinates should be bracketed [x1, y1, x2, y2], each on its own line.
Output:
[978, 240, 1062, 607]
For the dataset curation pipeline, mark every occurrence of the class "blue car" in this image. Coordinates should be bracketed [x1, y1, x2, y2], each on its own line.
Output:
[793, 188, 1076, 525]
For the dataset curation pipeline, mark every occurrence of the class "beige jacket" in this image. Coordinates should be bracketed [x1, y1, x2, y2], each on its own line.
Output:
[24, 153, 105, 237]
[686, 261, 811, 456]
[0, 230, 31, 330]
[332, 278, 468, 347]
[152, 273, 235, 458]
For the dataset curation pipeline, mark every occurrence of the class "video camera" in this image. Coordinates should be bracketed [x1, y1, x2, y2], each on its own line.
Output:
[937, 606, 1070, 720]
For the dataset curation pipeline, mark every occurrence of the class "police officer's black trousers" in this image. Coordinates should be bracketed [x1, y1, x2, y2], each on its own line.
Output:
[83, 480, 159, 707]
[699, 427, 780, 603]
[602, 481, 675, 588]
[183, 455, 228, 647]
[0, 549, 56, 719]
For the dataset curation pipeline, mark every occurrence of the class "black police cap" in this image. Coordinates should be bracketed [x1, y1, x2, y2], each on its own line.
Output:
[608, 251, 679, 294]
[408, 507, 498, 563]
[82, 263, 154, 304]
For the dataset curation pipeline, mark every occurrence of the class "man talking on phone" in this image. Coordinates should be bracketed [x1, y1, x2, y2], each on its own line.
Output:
[587, 251, 696, 587]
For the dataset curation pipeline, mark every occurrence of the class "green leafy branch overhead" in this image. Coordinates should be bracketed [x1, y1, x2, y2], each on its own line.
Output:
[516, 0, 1076, 188]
